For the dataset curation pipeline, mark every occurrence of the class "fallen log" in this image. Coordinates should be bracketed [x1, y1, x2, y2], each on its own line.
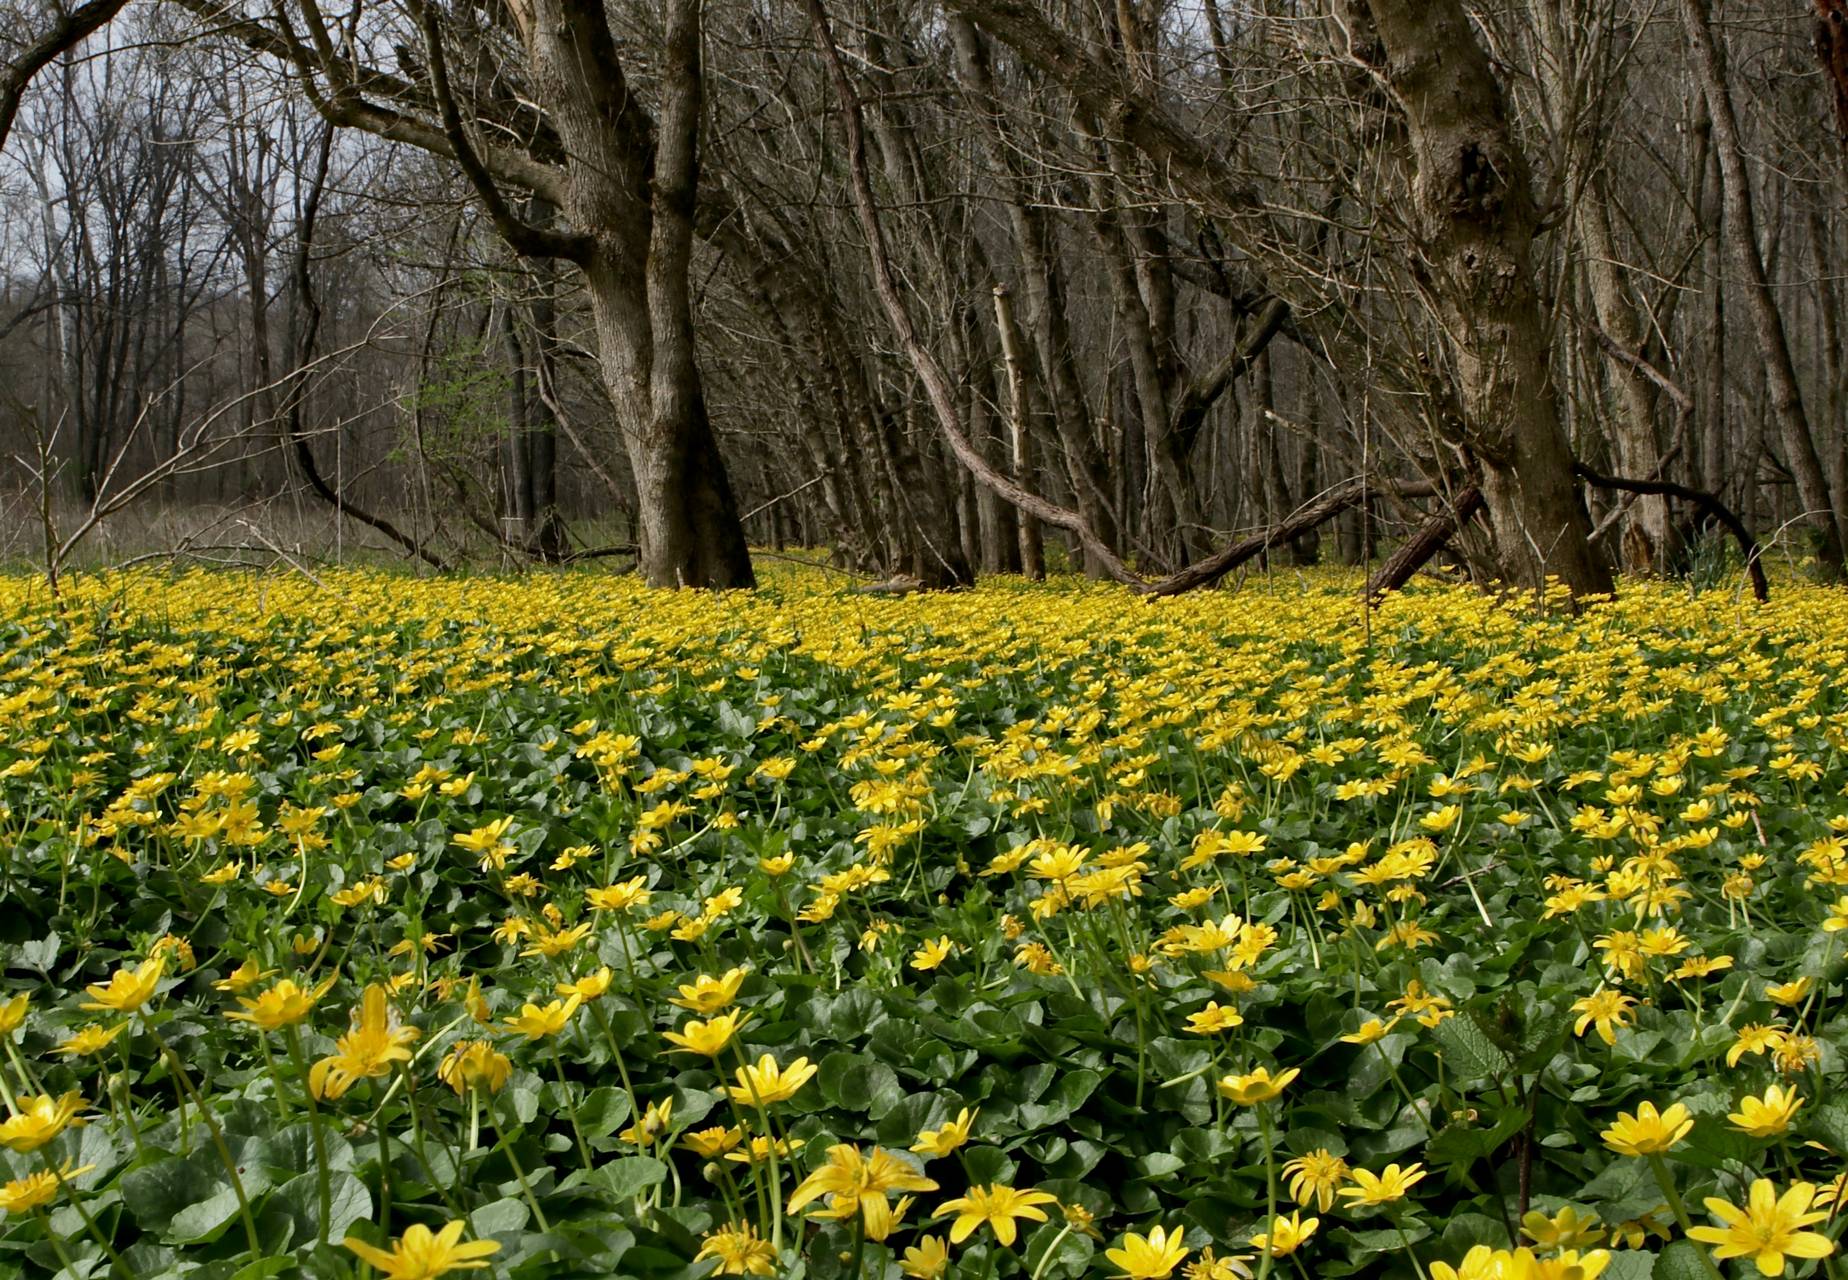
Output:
[1573, 463, 1768, 602]
[1140, 478, 1438, 597]
[1365, 486, 1486, 601]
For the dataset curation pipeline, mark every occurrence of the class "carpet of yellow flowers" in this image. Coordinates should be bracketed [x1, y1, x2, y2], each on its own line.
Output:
[0, 567, 1844, 1280]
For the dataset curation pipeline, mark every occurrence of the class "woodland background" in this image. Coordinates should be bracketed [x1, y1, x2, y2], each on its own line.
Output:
[0, 0, 1843, 596]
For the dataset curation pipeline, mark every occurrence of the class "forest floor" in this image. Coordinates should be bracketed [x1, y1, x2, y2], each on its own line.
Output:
[0, 565, 1841, 1280]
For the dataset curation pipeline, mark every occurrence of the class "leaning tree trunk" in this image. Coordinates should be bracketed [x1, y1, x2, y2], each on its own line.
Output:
[1360, 0, 1613, 598]
[1680, 0, 1844, 576]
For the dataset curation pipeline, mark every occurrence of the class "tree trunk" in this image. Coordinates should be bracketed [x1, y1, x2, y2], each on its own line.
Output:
[1679, 0, 1844, 575]
[1360, 0, 1613, 597]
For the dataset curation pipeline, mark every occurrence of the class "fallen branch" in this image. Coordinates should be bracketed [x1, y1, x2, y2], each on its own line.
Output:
[1365, 486, 1485, 600]
[1574, 463, 1768, 602]
[1139, 478, 1439, 597]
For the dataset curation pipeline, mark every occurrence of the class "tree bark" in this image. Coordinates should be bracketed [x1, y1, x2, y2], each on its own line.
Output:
[1679, 0, 1844, 575]
[1359, 0, 1613, 598]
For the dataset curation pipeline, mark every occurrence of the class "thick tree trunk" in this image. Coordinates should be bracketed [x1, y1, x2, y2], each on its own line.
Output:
[1360, 0, 1613, 597]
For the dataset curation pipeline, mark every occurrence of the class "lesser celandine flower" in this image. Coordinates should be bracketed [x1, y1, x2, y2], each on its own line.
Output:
[0, 1093, 88, 1152]
[1338, 1162, 1426, 1207]
[224, 974, 338, 1031]
[213, 958, 276, 993]
[1216, 1066, 1299, 1105]
[901, 1236, 950, 1279]
[0, 1161, 94, 1215]
[311, 984, 419, 1100]
[1283, 1150, 1350, 1211]
[51, 1022, 128, 1057]
[1687, 1179, 1834, 1276]
[787, 1144, 937, 1235]
[1249, 1210, 1317, 1257]
[1107, 1225, 1190, 1279]
[931, 1183, 1057, 1246]
[342, 1220, 500, 1279]
[1186, 1002, 1244, 1034]
[1521, 1206, 1605, 1250]
[556, 967, 613, 1001]
[664, 1011, 748, 1057]
[1600, 1101, 1693, 1157]
[695, 1222, 776, 1276]
[910, 936, 953, 971]
[82, 956, 164, 1013]
[684, 1125, 743, 1159]
[500, 993, 582, 1040]
[0, 994, 27, 1035]
[1570, 990, 1636, 1045]
[1730, 1084, 1804, 1138]
[669, 968, 747, 1014]
[911, 1107, 978, 1158]
[586, 876, 650, 912]
[723, 1053, 817, 1106]
[620, 1098, 674, 1148]
[438, 1041, 511, 1095]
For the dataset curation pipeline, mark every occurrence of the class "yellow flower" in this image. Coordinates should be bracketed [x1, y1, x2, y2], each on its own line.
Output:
[912, 1108, 979, 1158]
[1600, 1101, 1693, 1157]
[1570, 990, 1636, 1045]
[0, 1161, 94, 1215]
[0, 1093, 88, 1152]
[1107, 1225, 1190, 1279]
[1340, 1018, 1398, 1045]
[438, 1041, 512, 1096]
[788, 1144, 939, 1238]
[1730, 1084, 1804, 1138]
[520, 922, 592, 959]
[1186, 1002, 1245, 1035]
[901, 1235, 951, 1279]
[1249, 1210, 1318, 1257]
[1729, 1023, 1789, 1068]
[932, 1183, 1057, 1247]
[1431, 1245, 1502, 1280]
[1338, 1163, 1426, 1207]
[1216, 1067, 1299, 1105]
[1282, 1150, 1350, 1212]
[225, 975, 338, 1031]
[500, 994, 582, 1040]
[51, 1023, 129, 1057]
[1765, 978, 1811, 1007]
[911, 937, 954, 971]
[213, 958, 278, 993]
[760, 853, 796, 877]
[342, 1220, 500, 1279]
[664, 1011, 749, 1057]
[1823, 897, 1848, 932]
[586, 876, 651, 912]
[695, 1222, 777, 1276]
[81, 956, 164, 1013]
[556, 967, 614, 1001]
[684, 1125, 744, 1158]
[0, 994, 27, 1035]
[669, 968, 748, 1014]
[724, 1054, 818, 1106]
[1521, 1206, 1605, 1250]
[310, 984, 420, 1100]
[621, 1097, 675, 1148]
[1687, 1179, 1833, 1277]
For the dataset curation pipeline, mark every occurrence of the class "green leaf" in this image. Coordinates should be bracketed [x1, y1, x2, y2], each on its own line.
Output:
[1654, 1240, 1713, 1280]
[819, 1051, 903, 1117]
[470, 1197, 531, 1238]
[1431, 1015, 1513, 1082]
[598, 1156, 669, 1201]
